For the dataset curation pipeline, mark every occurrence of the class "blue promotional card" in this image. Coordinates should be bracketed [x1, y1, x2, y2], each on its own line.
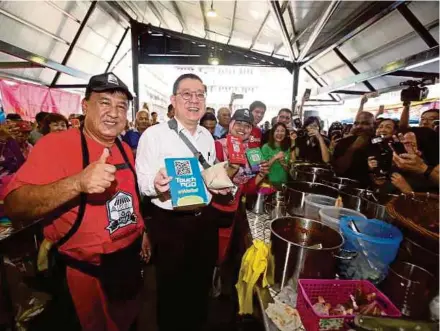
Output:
[164, 157, 208, 209]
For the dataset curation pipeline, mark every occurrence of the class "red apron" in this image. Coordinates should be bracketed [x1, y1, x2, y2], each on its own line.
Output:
[50, 130, 144, 331]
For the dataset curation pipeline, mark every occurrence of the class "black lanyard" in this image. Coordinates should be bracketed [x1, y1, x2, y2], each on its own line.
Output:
[56, 128, 141, 248]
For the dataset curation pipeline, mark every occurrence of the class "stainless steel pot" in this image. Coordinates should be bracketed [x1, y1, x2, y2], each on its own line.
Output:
[290, 165, 334, 183]
[283, 181, 339, 216]
[270, 216, 354, 289]
[339, 187, 373, 212]
[320, 176, 361, 190]
[360, 192, 399, 220]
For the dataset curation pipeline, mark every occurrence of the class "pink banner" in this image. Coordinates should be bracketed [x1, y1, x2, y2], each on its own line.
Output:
[0, 79, 81, 120]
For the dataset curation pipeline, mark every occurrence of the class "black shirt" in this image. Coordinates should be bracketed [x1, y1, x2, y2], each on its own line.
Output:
[296, 136, 329, 164]
[332, 135, 371, 187]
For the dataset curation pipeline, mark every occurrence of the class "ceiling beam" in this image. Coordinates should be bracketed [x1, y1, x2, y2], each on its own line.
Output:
[332, 90, 370, 95]
[249, 11, 271, 50]
[303, 67, 337, 101]
[302, 1, 404, 67]
[297, 0, 341, 62]
[171, 1, 188, 32]
[148, 1, 169, 28]
[0, 40, 90, 80]
[317, 46, 440, 95]
[318, 19, 439, 78]
[333, 47, 376, 92]
[273, 22, 314, 55]
[143, 23, 293, 69]
[0, 8, 69, 45]
[286, 2, 300, 56]
[0, 62, 44, 69]
[51, 1, 97, 87]
[104, 1, 133, 23]
[397, 3, 438, 48]
[227, 0, 238, 44]
[268, 0, 295, 61]
[199, 1, 210, 39]
[105, 27, 130, 73]
[386, 70, 439, 79]
[45, 1, 80, 23]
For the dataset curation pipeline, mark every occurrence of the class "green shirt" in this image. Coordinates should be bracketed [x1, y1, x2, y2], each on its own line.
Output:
[261, 143, 291, 185]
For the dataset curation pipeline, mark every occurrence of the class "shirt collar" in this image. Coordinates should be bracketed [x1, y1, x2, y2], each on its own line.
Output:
[175, 117, 204, 136]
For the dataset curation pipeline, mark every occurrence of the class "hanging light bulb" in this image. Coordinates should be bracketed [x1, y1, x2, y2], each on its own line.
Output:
[207, 0, 217, 17]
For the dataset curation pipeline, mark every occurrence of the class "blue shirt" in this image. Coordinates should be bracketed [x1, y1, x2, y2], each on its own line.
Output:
[214, 124, 227, 139]
[122, 130, 141, 150]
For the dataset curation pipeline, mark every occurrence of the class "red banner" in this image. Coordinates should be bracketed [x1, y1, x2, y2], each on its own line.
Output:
[0, 79, 81, 120]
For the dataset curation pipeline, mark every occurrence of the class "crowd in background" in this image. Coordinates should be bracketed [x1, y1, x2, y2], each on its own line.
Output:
[1, 94, 439, 196]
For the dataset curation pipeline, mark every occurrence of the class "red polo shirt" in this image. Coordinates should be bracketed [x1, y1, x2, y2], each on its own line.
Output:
[248, 126, 262, 148]
[4, 129, 143, 263]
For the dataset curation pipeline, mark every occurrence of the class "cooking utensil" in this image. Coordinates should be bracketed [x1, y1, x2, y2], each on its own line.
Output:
[360, 192, 398, 220]
[290, 165, 334, 183]
[381, 261, 435, 319]
[354, 315, 437, 331]
[282, 181, 339, 217]
[270, 216, 355, 289]
[320, 176, 361, 190]
[338, 187, 373, 212]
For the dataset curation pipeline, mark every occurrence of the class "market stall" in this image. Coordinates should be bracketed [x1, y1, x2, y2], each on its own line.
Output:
[239, 163, 439, 331]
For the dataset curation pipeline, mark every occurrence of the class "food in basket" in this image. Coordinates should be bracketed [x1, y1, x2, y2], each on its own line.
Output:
[312, 287, 386, 317]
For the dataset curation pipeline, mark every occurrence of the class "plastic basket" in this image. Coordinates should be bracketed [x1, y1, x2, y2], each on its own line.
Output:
[340, 217, 402, 266]
[296, 279, 401, 331]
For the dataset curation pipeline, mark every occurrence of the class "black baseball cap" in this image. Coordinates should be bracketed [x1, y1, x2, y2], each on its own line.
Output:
[232, 108, 254, 125]
[86, 72, 133, 100]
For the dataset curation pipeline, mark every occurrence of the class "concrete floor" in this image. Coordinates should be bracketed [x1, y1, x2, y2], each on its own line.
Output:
[137, 264, 264, 331]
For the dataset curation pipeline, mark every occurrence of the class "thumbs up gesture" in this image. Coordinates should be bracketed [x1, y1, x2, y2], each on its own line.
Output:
[75, 148, 117, 194]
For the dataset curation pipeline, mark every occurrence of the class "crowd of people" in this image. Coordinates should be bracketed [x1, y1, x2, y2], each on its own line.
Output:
[0, 71, 438, 331]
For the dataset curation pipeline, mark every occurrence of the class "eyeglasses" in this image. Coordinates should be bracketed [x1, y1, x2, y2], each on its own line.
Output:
[176, 91, 206, 101]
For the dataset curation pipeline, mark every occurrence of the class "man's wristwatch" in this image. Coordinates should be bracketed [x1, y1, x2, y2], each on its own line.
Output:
[423, 165, 434, 178]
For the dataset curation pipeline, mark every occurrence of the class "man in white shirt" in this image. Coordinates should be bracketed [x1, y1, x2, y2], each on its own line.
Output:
[136, 73, 236, 331]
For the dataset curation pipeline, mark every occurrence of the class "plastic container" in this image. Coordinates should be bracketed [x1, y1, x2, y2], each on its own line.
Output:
[296, 279, 401, 331]
[339, 216, 403, 283]
[319, 207, 366, 231]
[304, 194, 336, 220]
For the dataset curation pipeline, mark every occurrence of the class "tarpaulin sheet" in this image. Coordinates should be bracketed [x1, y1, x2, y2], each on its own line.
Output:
[0, 79, 81, 120]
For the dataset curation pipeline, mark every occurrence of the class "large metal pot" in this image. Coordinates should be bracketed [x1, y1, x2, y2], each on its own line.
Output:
[283, 181, 339, 216]
[290, 165, 334, 183]
[339, 187, 373, 212]
[360, 192, 399, 220]
[270, 216, 350, 289]
[320, 176, 361, 191]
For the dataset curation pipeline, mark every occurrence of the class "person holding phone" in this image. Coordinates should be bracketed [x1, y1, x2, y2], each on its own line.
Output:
[295, 116, 330, 164]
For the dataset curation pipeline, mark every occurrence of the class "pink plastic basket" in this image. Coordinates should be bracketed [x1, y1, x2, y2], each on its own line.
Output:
[296, 279, 401, 331]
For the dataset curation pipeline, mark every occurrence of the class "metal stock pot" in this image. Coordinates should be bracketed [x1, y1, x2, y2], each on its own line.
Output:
[320, 176, 361, 191]
[338, 187, 373, 212]
[290, 165, 334, 183]
[360, 192, 399, 220]
[270, 216, 353, 289]
[283, 181, 339, 216]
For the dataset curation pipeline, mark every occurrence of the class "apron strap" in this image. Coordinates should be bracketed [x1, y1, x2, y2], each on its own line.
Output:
[114, 138, 142, 204]
[55, 128, 89, 248]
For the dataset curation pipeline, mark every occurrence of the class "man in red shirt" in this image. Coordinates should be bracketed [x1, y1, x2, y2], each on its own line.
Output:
[4, 72, 150, 331]
[248, 100, 266, 148]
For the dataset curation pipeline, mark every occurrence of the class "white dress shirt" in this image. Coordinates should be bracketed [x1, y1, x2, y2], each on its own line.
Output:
[136, 118, 217, 210]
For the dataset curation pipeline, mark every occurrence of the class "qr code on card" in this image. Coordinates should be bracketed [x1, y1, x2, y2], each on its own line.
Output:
[174, 160, 193, 176]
